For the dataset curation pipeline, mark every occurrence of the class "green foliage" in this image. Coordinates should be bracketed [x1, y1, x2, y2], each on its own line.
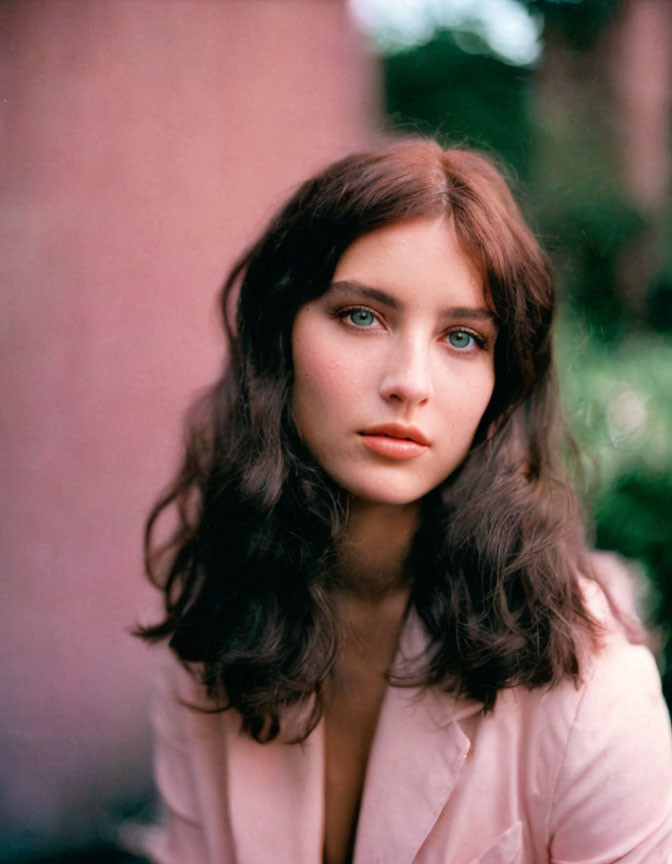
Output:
[557, 316, 672, 698]
[557, 320, 672, 483]
[646, 209, 672, 333]
[538, 189, 644, 340]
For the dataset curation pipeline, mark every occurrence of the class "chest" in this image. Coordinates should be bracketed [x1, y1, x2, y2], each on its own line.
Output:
[322, 652, 390, 864]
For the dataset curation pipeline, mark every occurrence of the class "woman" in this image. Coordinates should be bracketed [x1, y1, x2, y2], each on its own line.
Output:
[136, 139, 672, 863]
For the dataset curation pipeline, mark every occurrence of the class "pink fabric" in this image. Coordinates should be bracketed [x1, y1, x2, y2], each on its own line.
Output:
[137, 568, 672, 864]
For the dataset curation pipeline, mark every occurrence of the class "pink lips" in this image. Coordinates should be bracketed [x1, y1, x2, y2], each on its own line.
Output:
[359, 423, 430, 460]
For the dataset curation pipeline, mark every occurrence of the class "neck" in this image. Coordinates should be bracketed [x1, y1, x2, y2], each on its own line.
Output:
[333, 499, 420, 601]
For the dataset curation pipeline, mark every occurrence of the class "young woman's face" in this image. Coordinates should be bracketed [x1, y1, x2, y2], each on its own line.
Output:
[291, 217, 497, 505]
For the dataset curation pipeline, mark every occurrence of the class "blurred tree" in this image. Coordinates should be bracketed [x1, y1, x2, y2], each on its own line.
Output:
[529, 16, 645, 339]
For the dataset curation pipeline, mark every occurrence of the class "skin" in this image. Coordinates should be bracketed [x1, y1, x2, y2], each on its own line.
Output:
[290, 215, 497, 864]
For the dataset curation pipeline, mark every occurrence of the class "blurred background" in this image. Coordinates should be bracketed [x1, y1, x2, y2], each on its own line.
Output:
[1, 0, 670, 860]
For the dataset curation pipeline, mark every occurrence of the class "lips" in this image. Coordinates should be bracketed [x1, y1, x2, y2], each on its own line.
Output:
[359, 424, 430, 460]
[360, 423, 430, 446]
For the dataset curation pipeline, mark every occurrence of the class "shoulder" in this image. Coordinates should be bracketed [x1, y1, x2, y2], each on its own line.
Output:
[582, 549, 651, 641]
[469, 552, 672, 859]
[150, 649, 208, 728]
[150, 648, 248, 764]
[539, 553, 672, 860]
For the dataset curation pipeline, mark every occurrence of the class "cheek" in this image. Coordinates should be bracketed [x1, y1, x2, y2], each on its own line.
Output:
[292, 367, 340, 427]
[437, 365, 495, 429]
[474, 367, 496, 413]
[472, 371, 496, 424]
[291, 330, 353, 431]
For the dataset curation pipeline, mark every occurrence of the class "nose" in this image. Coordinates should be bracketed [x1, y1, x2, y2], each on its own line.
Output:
[378, 338, 433, 407]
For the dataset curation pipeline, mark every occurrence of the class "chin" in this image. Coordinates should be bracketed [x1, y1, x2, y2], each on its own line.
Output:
[337, 477, 432, 507]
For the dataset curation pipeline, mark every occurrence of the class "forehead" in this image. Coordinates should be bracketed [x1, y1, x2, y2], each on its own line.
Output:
[331, 216, 489, 314]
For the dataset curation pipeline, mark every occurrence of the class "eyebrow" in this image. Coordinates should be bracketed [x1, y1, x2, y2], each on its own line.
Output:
[327, 280, 496, 322]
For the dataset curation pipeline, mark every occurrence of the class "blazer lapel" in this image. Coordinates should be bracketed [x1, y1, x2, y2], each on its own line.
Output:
[212, 610, 481, 864]
[352, 611, 482, 864]
[224, 705, 325, 864]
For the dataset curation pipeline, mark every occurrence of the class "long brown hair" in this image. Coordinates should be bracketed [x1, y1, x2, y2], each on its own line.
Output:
[138, 139, 598, 742]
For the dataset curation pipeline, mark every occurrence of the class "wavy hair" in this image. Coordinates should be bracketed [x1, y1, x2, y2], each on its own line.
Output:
[138, 138, 598, 742]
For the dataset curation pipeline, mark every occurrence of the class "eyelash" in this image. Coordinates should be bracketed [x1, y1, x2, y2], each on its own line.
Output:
[446, 328, 488, 351]
[335, 306, 382, 329]
[334, 306, 488, 351]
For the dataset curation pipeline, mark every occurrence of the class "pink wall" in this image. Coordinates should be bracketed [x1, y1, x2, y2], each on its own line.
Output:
[609, 0, 672, 211]
[0, 1, 374, 855]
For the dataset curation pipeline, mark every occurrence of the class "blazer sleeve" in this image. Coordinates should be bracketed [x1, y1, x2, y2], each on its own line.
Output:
[137, 654, 213, 864]
[548, 635, 672, 863]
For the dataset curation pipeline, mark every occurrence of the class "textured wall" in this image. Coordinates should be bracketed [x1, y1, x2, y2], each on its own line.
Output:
[0, 0, 373, 856]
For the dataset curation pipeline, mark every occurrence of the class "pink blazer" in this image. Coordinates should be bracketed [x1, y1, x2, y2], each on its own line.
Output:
[137, 572, 672, 864]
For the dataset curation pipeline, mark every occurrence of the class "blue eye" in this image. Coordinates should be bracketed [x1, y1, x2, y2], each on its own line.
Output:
[447, 330, 474, 349]
[347, 308, 376, 327]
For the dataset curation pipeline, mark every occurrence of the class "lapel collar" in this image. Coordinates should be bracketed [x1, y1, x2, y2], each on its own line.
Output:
[352, 610, 482, 864]
[224, 705, 324, 864]
[213, 610, 482, 864]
